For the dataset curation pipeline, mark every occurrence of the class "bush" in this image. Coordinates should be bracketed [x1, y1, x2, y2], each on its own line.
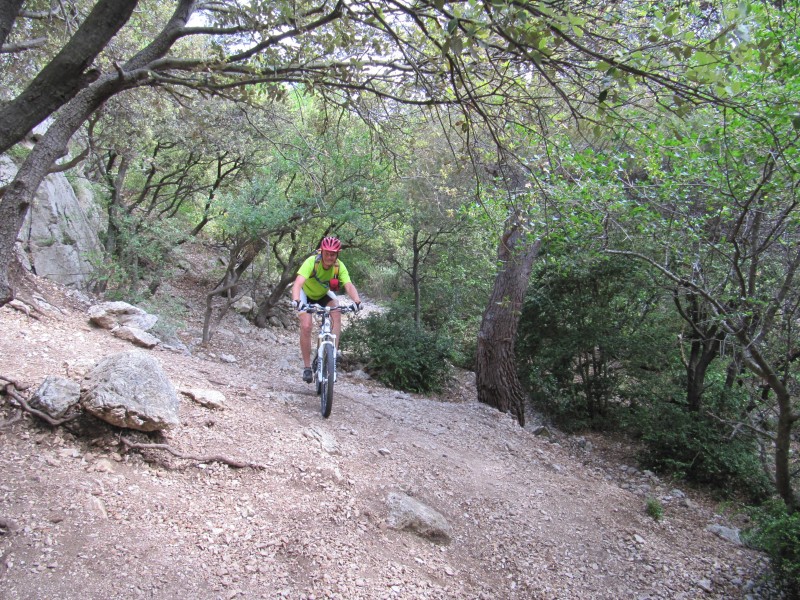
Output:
[341, 307, 452, 393]
[745, 500, 800, 598]
[646, 497, 664, 521]
[632, 402, 770, 501]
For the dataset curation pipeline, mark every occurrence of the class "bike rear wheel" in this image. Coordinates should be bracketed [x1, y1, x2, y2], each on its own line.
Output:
[319, 343, 335, 418]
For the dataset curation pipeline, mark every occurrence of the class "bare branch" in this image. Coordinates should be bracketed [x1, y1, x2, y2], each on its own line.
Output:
[48, 146, 89, 174]
[0, 36, 47, 53]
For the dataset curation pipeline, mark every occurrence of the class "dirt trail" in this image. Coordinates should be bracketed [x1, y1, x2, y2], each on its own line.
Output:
[0, 276, 773, 599]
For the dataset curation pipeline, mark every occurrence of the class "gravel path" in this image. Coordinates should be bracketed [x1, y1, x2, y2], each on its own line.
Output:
[0, 276, 776, 599]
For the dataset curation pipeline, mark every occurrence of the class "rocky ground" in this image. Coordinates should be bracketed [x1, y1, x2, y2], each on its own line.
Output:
[0, 260, 781, 599]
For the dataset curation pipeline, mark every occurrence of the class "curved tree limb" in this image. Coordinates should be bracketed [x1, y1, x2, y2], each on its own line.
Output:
[0, 0, 141, 154]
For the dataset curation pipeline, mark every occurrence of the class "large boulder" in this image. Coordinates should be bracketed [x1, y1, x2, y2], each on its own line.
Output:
[81, 351, 180, 431]
[1, 155, 104, 290]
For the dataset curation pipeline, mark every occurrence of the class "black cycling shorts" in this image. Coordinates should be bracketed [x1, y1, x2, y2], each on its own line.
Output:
[301, 289, 336, 307]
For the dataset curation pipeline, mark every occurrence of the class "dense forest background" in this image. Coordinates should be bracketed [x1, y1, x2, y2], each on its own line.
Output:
[1, 0, 799, 593]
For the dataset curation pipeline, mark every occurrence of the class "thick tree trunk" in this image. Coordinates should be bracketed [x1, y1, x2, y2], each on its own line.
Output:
[475, 217, 541, 426]
[0, 87, 108, 304]
[254, 272, 297, 328]
[774, 388, 797, 512]
[740, 340, 800, 512]
[254, 251, 304, 328]
[0, 0, 140, 154]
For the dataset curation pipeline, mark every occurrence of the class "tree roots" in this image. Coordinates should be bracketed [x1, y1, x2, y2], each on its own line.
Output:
[2, 375, 264, 471]
[119, 437, 265, 470]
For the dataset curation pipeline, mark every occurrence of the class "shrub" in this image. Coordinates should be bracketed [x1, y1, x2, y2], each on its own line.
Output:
[341, 307, 452, 393]
[646, 497, 664, 521]
[632, 402, 770, 501]
[745, 500, 800, 599]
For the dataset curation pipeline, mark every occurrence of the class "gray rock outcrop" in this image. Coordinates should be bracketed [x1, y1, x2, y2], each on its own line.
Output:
[1, 155, 103, 290]
[81, 351, 180, 431]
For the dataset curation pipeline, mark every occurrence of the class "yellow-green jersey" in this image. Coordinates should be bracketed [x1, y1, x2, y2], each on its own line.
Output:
[298, 254, 352, 301]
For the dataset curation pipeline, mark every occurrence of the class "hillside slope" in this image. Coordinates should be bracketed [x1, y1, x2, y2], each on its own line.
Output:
[0, 272, 773, 599]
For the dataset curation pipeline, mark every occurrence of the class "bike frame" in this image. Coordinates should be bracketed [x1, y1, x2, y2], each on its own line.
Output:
[301, 303, 355, 417]
[314, 308, 337, 383]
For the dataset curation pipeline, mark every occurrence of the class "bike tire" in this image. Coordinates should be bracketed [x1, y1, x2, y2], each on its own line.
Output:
[320, 343, 335, 418]
[313, 356, 321, 395]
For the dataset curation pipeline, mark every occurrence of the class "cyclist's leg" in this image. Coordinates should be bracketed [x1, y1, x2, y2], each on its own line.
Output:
[298, 290, 313, 374]
[327, 291, 342, 350]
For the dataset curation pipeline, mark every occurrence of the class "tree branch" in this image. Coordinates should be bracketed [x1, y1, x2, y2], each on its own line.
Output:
[0, 36, 47, 53]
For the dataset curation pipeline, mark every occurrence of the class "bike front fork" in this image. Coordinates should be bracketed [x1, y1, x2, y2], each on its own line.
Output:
[314, 341, 336, 382]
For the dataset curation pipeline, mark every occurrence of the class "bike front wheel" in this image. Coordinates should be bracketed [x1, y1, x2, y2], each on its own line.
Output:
[319, 343, 335, 418]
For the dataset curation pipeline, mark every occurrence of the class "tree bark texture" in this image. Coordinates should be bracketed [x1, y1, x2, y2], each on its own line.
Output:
[0, 0, 25, 50]
[475, 217, 541, 427]
[0, 0, 140, 154]
[673, 291, 724, 412]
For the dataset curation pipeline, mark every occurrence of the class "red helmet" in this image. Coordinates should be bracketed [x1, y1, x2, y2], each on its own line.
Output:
[320, 236, 341, 252]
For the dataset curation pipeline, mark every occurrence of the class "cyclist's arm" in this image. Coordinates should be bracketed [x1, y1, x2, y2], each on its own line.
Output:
[343, 282, 361, 305]
[291, 275, 307, 303]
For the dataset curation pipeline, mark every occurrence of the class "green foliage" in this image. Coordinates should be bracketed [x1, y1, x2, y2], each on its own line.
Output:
[341, 305, 452, 393]
[5, 144, 30, 163]
[138, 295, 188, 345]
[632, 401, 770, 501]
[745, 500, 800, 598]
[93, 211, 183, 301]
[516, 253, 672, 431]
[645, 497, 664, 522]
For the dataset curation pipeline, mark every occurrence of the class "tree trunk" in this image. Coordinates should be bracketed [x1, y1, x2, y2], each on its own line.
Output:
[739, 339, 800, 512]
[0, 0, 196, 306]
[0, 0, 140, 154]
[475, 216, 541, 426]
[254, 246, 303, 328]
[412, 230, 421, 327]
[204, 239, 267, 342]
[685, 334, 722, 412]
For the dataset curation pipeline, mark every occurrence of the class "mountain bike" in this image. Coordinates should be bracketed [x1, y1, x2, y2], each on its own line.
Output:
[300, 304, 357, 418]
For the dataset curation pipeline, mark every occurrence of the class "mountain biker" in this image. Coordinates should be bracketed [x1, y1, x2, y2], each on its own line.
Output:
[290, 236, 363, 383]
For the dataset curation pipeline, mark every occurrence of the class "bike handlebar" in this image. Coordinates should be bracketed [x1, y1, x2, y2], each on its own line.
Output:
[298, 303, 358, 315]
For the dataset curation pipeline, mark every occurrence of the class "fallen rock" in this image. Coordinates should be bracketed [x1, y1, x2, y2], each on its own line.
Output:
[232, 295, 255, 314]
[706, 524, 742, 546]
[88, 301, 158, 331]
[81, 351, 180, 431]
[29, 375, 81, 419]
[112, 325, 160, 348]
[386, 492, 452, 544]
[180, 387, 226, 410]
